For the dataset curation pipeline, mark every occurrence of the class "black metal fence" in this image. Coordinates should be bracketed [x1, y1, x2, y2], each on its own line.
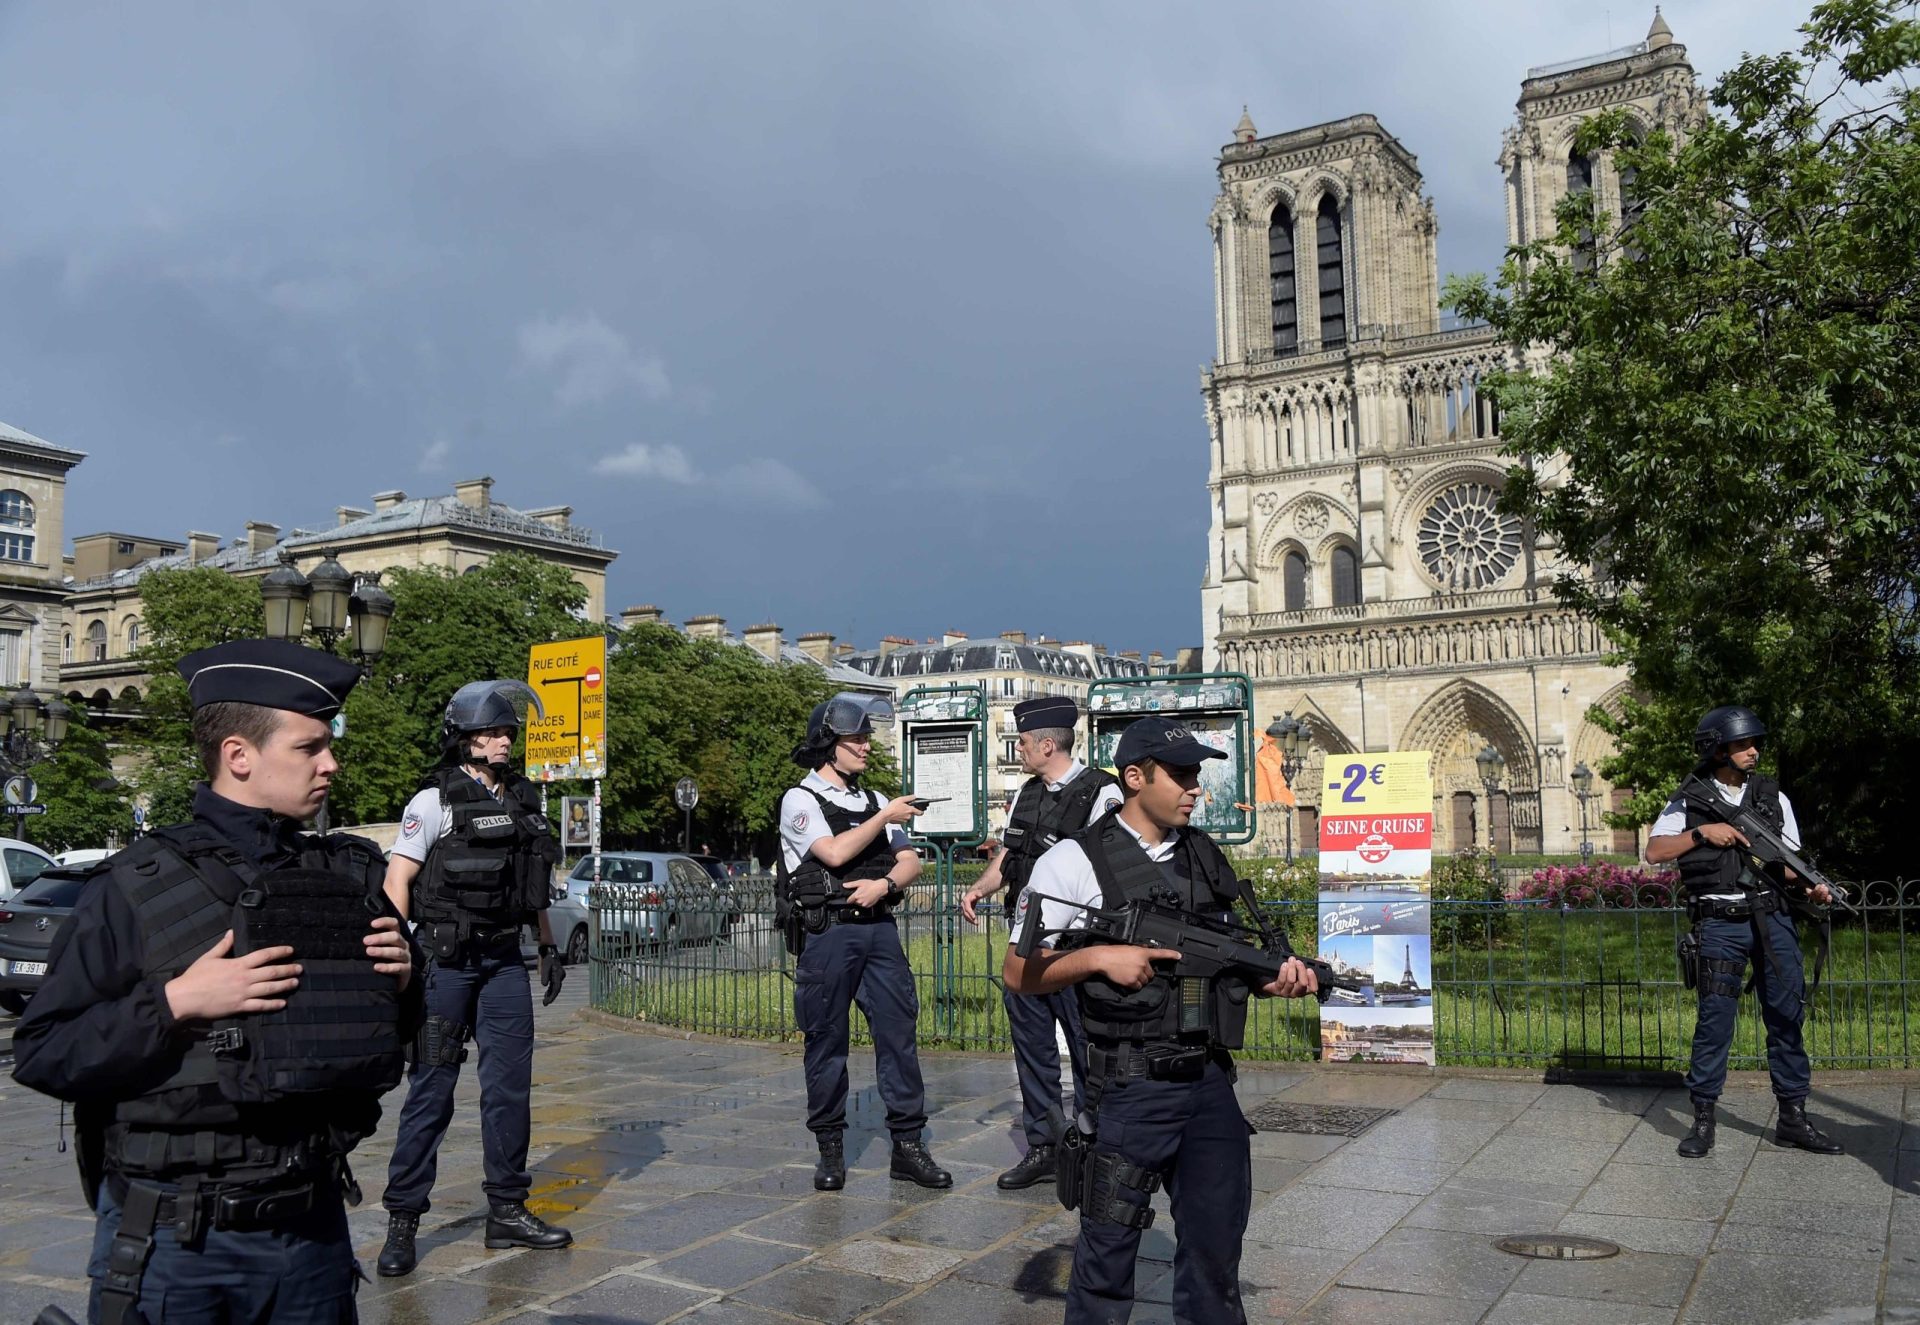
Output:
[587, 878, 1920, 1072]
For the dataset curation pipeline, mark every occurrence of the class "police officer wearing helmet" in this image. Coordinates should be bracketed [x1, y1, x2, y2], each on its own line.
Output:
[779, 692, 952, 1192]
[376, 680, 571, 1276]
[960, 696, 1120, 1191]
[1004, 716, 1319, 1325]
[1647, 705, 1843, 1159]
[12, 639, 422, 1325]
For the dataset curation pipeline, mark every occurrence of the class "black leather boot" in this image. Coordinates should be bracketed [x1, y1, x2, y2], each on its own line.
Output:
[997, 1144, 1056, 1191]
[484, 1201, 574, 1250]
[1676, 1098, 1716, 1158]
[814, 1132, 846, 1192]
[889, 1135, 952, 1189]
[376, 1211, 419, 1277]
[1775, 1099, 1845, 1154]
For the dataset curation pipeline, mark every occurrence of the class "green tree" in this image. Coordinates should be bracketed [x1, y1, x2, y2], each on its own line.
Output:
[24, 717, 132, 852]
[1445, 0, 1920, 874]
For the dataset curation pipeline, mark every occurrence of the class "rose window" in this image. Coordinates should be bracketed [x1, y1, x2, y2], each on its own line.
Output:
[1417, 482, 1522, 590]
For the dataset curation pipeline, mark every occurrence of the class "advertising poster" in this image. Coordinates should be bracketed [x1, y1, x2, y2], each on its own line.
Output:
[1318, 751, 1435, 1065]
[561, 796, 593, 850]
[1092, 713, 1248, 839]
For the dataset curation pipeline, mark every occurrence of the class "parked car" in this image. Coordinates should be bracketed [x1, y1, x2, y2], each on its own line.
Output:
[0, 838, 55, 902]
[0, 865, 93, 1014]
[565, 852, 733, 955]
[52, 847, 115, 869]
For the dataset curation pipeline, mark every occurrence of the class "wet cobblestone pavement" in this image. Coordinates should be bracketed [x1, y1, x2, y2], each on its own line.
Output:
[3, 982, 1916, 1323]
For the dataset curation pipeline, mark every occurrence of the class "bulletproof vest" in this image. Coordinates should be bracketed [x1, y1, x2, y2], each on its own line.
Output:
[1678, 772, 1784, 896]
[103, 824, 405, 1152]
[414, 766, 559, 929]
[1072, 813, 1252, 1050]
[779, 785, 899, 898]
[998, 767, 1121, 906]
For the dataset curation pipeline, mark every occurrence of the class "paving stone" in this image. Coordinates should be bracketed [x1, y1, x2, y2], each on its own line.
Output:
[1245, 1184, 1421, 1252]
[649, 1234, 810, 1289]
[1336, 1226, 1527, 1303]
[668, 1302, 803, 1324]
[1719, 1192, 1890, 1261]
[1236, 1240, 1357, 1301]
[1304, 1149, 1460, 1196]
[1252, 1156, 1312, 1193]
[538, 1274, 714, 1323]
[1574, 1162, 1743, 1222]
[953, 1243, 1074, 1297]
[591, 1193, 794, 1253]
[1511, 1248, 1698, 1306]
[1271, 1075, 1436, 1108]
[1457, 1135, 1621, 1186]
[721, 1165, 835, 1199]
[1526, 1086, 1661, 1115]
[744, 1195, 903, 1247]
[1503, 1108, 1643, 1144]
[1610, 1115, 1762, 1171]
[1404, 1178, 1580, 1235]
[865, 1275, 1084, 1324]
[1554, 1212, 1716, 1258]
[1287, 1285, 1491, 1323]
[1679, 1250, 1880, 1324]
[1341, 1116, 1503, 1164]
[1481, 1292, 1680, 1324]
[357, 1278, 546, 1325]
[1735, 1150, 1898, 1206]
[461, 1244, 643, 1293]
[1426, 1079, 1549, 1105]
[1399, 1095, 1531, 1123]
[1250, 1131, 1351, 1162]
[873, 1194, 1046, 1251]
[818, 1237, 964, 1283]
[731, 1261, 913, 1322]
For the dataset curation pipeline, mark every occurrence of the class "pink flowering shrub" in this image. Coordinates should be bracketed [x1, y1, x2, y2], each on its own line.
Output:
[1518, 862, 1680, 909]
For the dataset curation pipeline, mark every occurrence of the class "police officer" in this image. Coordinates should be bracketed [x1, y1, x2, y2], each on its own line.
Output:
[12, 639, 421, 1324]
[1648, 705, 1844, 1159]
[780, 692, 951, 1192]
[376, 680, 571, 1276]
[960, 696, 1120, 1190]
[1004, 716, 1318, 1325]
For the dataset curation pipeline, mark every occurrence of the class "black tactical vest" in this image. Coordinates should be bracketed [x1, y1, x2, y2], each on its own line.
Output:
[103, 824, 405, 1168]
[999, 766, 1120, 906]
[1072, 813, 1253, 1050]
[779, 785, 899, 896]
[414, 766, 559, 930]
[1678, 772, 1784, 896]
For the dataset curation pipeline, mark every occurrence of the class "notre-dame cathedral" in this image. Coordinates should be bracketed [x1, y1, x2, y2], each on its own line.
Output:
[1200, 12, 1704, 857]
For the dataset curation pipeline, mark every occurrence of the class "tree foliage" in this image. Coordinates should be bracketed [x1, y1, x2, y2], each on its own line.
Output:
[1445, 0, 1920, 875]
[28, 717, 133, 852]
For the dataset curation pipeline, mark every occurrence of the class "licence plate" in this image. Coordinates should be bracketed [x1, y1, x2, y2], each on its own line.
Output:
[7, 961, 44, 977]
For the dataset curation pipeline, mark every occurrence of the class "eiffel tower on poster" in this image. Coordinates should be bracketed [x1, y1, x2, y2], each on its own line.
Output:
[1402, 943, 1416, 988]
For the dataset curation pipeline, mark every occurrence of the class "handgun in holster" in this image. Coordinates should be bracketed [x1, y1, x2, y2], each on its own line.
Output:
[1676, 930, 1700, 991]
[415, 1014, 472, 1067]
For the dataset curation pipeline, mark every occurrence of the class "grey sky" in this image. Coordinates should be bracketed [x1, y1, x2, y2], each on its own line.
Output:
[0, 2, 1812, 653]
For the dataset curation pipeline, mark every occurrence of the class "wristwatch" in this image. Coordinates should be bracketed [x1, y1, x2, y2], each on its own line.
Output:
[1690, 828, 1705, 847]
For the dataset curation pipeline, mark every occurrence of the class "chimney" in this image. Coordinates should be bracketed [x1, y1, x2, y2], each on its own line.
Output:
[684, 614, 727, 642]
[620, 605, 665, 629]
[335, 506, 369, 528]
[186, 531, 221, 564]
[453, 476, 493, 510]
[834, 642, 856, 659]
[1148, 650, 1164, 665]
[524, 505, 571, 531]
[999, 630, 1028, 646]
[797, 631, 835, 665]
[744, 622, 783, 661]
[1177, 645, 1205, 672]
[372, 489, 407, 511]
[245, 521, 280, 554]
[1035, 635, 1058, 648]
[942, 630, 968, 647]
[1119, 650, 1141, 661]
[878, 635, 914, 660]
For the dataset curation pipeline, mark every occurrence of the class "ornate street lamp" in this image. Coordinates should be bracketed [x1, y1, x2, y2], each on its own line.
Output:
[259, 551, 393, 676]
[349, 580, 395, 665]
[304, 552, 354, 646]
[0, 687, 71, 841]
[1267, 713, 1314, 863]
[1570, 760, 1597, 864]
[259, 554, 311, 643]
[1475, 743, 1506, 888]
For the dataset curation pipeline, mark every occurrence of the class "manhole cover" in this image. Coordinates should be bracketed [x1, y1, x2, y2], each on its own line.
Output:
[1243, 1102, 1397, 1137]
[1495, 1234, 1621, 1260]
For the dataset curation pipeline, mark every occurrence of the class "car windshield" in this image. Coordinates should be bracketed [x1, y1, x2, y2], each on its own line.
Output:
[12, 871, 89, 908]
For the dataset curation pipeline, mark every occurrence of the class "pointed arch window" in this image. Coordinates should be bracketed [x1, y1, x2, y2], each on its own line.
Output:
[1268, 203, 1297, 355]
[1282, 551, 1309, 612]
[1566, 152, 1596, 270]
[1331, 544, 1361, 608]
[1618, 132, 1647, 261]
[1315, 196, 1346, 348]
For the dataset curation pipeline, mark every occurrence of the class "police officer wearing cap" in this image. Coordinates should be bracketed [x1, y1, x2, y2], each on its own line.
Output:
[375, 680, 571, 1276]
[1004, 715, 1318, 1325]
[12, 639, 422, 1324]
[961, 696, 1120, 1191]
[1647, 705, 1844, 1159]
[780, 691, 952, 1192]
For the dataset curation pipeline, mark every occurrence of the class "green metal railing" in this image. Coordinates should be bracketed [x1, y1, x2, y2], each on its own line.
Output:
[588, 880, 1920, 1071]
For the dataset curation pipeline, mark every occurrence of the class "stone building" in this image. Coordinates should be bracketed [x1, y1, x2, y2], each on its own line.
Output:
[62, 477, 616, 709]
[0, 420, 84, 700]
[1200, 14, 1701, 856]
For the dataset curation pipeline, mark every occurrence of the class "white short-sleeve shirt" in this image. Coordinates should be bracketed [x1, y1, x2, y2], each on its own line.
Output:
[390, 771, 504, 864]
[778, 773, 912, 873]
[1029, 760, 1124, 822]
[1649, 776, 1800, 900]
[1008, 814, 1180, 948]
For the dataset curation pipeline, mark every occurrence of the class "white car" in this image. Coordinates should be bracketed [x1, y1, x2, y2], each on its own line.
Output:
[52, 847, 114, 869]
[0, 838, 56, 902]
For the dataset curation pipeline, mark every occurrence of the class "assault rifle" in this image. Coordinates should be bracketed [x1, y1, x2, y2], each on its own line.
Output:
[1014, 887, 1367, 1003]
[1682, 774, 1857, 915]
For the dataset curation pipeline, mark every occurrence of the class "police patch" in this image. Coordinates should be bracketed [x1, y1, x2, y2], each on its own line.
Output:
[401, 812, 422, 838]
[791, 812, 809, 831]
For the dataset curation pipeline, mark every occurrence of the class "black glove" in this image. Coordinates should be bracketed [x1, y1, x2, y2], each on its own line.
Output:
[538, 943, 565, 1006]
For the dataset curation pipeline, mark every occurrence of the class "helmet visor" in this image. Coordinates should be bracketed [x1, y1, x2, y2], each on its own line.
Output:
[445, 679, 545, 734]
[820, 692, 894, 737]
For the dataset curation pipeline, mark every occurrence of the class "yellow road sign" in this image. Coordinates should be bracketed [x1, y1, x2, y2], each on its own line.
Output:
[525, 636, 608, 782]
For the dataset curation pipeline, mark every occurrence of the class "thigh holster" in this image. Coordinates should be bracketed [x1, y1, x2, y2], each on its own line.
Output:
[1079, 1149, 1161, 1230]
[415, 1015, 472, 1067]
[1698, 955, 1747, 1000]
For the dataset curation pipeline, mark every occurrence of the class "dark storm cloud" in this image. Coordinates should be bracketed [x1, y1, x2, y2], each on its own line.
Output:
[0, 1, 1810, 650]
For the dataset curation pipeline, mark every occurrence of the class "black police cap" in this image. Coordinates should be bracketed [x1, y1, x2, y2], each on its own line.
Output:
[1013, 696, 1079, 733]
[1112, 715, 1228, 770]
[177, 639, 362, 720]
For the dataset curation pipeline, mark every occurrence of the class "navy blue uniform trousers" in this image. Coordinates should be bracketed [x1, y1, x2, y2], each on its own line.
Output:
[1004, 980, 1088, 1147]
[384, 940, 535, 1214]
[1066, 1058, 1252, 1325]
[1685, 909, 1813, 1104]
[794, 919, 928, 1138]
[88, 1184, 357, 1324]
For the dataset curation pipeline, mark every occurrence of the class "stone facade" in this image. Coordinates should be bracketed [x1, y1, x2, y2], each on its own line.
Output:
[1201, 16, 1697, 857]
[0, 420, 84, 703]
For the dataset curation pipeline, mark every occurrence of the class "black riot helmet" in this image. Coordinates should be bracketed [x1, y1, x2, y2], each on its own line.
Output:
[791, 692, 895, 769]
[1693, 705, 1767, 761]
[442, 679, 545, 769]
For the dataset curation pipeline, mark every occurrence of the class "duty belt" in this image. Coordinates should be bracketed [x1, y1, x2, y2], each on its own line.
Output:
[1687, 893, 1782, 922]
[827, 903, 894, 926]
[1086, 1040, 1222, 1083]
